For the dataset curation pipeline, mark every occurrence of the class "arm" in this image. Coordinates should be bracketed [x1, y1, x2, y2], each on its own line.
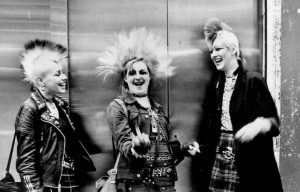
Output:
[15, 102, 43, 192]
[235, 73, 280, 142]
[251, 73, 280, 136]
[106, 101, 144, 163]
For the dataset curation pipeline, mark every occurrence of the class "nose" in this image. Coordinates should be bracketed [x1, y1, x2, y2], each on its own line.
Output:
[135, 73, 142, 79]
[211, 50, 216, 58]
[61, 73, 67, 81]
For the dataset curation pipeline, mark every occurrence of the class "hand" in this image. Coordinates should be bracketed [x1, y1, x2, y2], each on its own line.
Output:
[235, 117, 272, 143]
[187, 141, 200, 156]
[131, 126, 151, 158]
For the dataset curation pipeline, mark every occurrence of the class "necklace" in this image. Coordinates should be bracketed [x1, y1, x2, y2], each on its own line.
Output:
[147, 108, 158, 133]
[133, 93, 148, 98]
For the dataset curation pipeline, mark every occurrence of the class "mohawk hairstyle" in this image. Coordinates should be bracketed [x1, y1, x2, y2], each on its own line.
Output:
[97, 28, 174, 82]
[203, 18, 234, 47]
[20, 39, 67, 85]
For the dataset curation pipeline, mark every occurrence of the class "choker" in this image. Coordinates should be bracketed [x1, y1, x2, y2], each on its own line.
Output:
[133, 93, 148, 98]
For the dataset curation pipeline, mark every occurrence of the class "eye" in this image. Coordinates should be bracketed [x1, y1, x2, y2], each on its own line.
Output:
[54, 70, 61, 76]
[128, 70, 136, 76]
[140, 70, 148, 75]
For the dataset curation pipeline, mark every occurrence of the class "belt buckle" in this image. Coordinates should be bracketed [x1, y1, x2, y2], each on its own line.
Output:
[222, 146, 234, 160]
[156, 135, 162, 141]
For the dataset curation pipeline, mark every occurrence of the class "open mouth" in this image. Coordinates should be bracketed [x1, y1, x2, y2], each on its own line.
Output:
[213, 57, 223, 64]
[58, 82, 66, 88]
[133, 81, 145, 86]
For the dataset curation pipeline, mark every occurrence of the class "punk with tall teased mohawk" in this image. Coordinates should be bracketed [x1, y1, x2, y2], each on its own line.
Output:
[98, 28, 198, 192]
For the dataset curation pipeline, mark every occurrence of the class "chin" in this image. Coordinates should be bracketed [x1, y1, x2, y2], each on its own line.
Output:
[58, 89, 66, 94]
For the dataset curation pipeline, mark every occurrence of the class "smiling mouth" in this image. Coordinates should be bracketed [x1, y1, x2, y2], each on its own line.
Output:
[213, 57, 223, 64]
[58, 82, 66, 88]
[133, 81, 144, 86]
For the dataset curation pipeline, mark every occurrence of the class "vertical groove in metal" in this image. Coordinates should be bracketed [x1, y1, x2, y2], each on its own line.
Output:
[66, 0, 71, 114]
[263, 0, 267, 78]
[166, 0, 170, 117]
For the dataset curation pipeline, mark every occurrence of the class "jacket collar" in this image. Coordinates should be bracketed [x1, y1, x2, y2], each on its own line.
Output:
[30, 88, 68, 125]
[31, 88, 65, 111]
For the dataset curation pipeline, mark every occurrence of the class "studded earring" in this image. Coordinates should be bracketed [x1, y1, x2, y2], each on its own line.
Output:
[41, 83, 46, 92]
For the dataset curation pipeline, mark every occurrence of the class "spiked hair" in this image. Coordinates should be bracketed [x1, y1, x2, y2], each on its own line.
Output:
[203, 18, 234, 48]
[97, 28, 174, 82]
[20, 39, 67, 85]
[204, 18, 245, 64]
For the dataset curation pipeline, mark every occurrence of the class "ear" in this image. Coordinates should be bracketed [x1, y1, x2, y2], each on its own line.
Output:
[36, 77, 45, 87]
[231, 48, 238, 57]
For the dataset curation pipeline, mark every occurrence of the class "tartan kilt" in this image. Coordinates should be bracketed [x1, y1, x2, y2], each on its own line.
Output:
[209, 132, 240, 192]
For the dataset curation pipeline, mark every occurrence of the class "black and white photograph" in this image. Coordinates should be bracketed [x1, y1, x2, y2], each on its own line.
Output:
[0, 0, 299, 191]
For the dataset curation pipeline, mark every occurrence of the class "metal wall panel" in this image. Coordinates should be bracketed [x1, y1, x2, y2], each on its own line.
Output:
[68, 0, 167, 190]
[168, 0, 262, 191]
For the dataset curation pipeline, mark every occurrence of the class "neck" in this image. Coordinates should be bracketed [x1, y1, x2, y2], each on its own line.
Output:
[224, 61, 239, 77]
[37, 88, 54, 101]
[135, 96, 151, 108]
[132, 93, 148, 98]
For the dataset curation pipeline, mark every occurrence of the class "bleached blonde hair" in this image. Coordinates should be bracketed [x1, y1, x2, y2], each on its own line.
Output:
[215, 30, 240, 59]
[20, 39, 67, 86]
[97, 28, 175, 81]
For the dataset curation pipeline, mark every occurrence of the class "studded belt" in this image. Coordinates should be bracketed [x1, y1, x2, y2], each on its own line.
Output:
[143, 167, 175, 179]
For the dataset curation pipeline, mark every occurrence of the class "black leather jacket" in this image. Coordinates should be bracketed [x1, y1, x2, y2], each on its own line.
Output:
[15, 89, 95, 191]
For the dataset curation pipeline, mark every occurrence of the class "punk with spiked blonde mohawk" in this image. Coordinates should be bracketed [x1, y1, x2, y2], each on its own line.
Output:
[20, 39, 68, 85]
[97, 28, 175, 82]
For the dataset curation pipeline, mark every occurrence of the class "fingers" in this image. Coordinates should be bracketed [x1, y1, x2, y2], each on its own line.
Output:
[131, 128, 151, 157]
[185, 141, 201, 156]
[235, 122, 261, 143]
[131, 132, 150, 146]
[189, 141, 200, 153]
[135, 125, 143, 137]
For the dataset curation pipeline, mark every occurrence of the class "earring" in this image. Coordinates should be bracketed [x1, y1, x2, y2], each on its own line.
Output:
[41, 84, 46, 92]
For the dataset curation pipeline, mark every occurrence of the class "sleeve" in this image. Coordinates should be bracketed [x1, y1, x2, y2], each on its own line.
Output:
[106, 101, 142, 163]
[15, 103, 43, 192]
[250, 73, 280, 137]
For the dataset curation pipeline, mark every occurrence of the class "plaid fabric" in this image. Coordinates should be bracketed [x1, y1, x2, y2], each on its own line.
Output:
[44, 165, 79, 192]
[209, 132, 240, 192]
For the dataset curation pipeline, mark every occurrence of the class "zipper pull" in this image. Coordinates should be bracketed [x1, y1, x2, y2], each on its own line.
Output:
[58, 183, 61, 192]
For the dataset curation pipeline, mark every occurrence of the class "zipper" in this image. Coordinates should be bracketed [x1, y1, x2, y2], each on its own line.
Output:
[40, 119, 65, 188]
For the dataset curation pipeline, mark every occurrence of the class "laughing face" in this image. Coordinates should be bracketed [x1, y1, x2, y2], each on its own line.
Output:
[125, 61, 150, 96]
[41, 61, 67, 98]
[210, 37, 236, 73]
